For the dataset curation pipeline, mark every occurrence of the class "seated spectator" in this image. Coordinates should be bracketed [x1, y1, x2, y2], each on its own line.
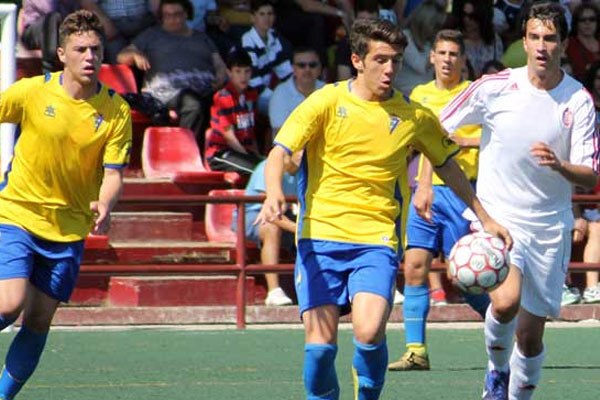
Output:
[233, 151, 303, 306]
[19, 0, 80, 73]
[393, 0, 447, 95]
[117, 0, 226, 145]
[567, 3, 600, 82]
[454, 0, 503, 78]
[269, 47, 325, 136]
[79, 0, 158, 64]
[206, 49, 264, 174]
[242, 0, 293, 114]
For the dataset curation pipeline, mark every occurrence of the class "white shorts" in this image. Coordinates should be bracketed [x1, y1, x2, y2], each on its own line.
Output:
[507, 219, 572, 318]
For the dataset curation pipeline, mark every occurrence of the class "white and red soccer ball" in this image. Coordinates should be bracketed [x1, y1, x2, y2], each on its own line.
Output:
[448, 232, 510, 295]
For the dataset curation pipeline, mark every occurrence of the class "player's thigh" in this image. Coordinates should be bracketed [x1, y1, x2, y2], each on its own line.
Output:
[22, 284, 60, 334]
[514, 307, 546, 357]
[303, 304, 340, 344]
[351, 292, 390, 344]
[0, 224, 37, 315]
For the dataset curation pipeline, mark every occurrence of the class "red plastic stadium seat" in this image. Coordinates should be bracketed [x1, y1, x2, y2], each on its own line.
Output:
[84, 234, 109, 249]
[205, 189, 246, 243]
[142, 127, 226, 183]
[98, 64, 151, 125]
[203, 128, 246, 186]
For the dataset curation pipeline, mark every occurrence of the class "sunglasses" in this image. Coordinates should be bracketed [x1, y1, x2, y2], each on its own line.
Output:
[294, 61, 320, 69]
[579, 17, 597, 23]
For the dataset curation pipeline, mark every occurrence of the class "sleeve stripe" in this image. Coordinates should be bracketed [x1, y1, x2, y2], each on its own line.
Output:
[104, 163, 128, 169]
[273, 142, 293, 155]
[440, 71, 510, 123]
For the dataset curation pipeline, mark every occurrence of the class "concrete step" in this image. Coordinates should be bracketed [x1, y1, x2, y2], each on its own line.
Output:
[107, 275, 261, 306]
[51, 304, 600, 326]
[110, 212, 193, 242]
[82, 241, 234, 265]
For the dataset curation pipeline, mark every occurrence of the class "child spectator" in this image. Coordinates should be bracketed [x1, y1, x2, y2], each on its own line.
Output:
[206, 49, 263, 174]
[233, 151, 303, 306]
[241, 0, 293, 115]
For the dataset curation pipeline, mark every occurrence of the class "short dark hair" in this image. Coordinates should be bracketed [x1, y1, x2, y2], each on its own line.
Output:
[226, 48, 253, 69]
[292, 46, 319, 60]
[350, 18, 406, 59]
[158, 0, 194, 21]
[522, 1, 568, 41]
[58, 10, 105, 47]
[250, 0, 275, 13]
[433, 29, 465, 55]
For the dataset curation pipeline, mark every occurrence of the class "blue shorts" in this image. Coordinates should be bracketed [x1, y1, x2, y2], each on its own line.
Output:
[0, 224, 84, 302]
[294, 239, 399, 316]
[406, 185, 473, 258]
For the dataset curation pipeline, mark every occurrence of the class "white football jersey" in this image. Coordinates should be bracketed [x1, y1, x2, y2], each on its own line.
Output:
[441, 67, 599, 225]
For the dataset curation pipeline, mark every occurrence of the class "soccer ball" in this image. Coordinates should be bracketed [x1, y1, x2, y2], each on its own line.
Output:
[447, 232, 510, 295]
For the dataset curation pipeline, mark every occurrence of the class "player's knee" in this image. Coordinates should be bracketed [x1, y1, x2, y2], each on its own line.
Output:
[22, 309, 55, 334]
[353, 325, 384, 345]
[491, 294, 520, 322]
[515, 330, 543, 357]
[403, 259, 428, 283]
[0, 299, 25, 321]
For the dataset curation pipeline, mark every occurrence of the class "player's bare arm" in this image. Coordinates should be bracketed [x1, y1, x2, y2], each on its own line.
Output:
[434, 158, 513, 249]
[530, 141, 599, 188]
[255, 145, 288, 224]
[413, 156, 434, 223]
[91, 167, 124, 235]
[449, 135, 480, 148]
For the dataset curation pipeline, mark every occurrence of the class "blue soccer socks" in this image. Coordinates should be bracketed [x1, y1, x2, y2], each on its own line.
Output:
[352, 337, 388, 400]
[304, 343, 339, 399]
[403, 284, 430, 346]
[0, 326, 48, 400]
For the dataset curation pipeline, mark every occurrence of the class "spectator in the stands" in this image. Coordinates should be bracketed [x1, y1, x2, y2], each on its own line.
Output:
[206, 49, 263, 174]
[567, 3, 600, 82]
[19, 0, 80, 73]
[233, 151, 303, 306]
[393, 0, 447, 95]
[79, 0, 158, 63]
[269, 47, 325, 136]
[335, 0, 379, 80]
[241, 0, 293, 115]
[117, 0, 226, 145]
[454, 0, 502, 77]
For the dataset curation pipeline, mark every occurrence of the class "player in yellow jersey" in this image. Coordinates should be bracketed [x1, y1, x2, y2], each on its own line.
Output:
[388, 29, 491, 373]
[0, 11, 131, 399]
[256, 20, 511, 400]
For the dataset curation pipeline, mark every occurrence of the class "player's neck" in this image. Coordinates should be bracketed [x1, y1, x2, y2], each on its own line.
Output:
[527, 66, 563, 91]
[435, 77, 460, 91]
[350, 78, 392, 102]
[61, 70, 97, 100]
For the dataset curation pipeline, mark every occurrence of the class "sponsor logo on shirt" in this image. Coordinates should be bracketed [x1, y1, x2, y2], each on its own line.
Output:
[336, 106, 347, 118]
[94, 114, 104, 131]
[44, 105, 56, 118]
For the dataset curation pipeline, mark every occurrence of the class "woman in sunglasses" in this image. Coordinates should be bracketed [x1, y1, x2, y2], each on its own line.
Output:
[566, 3, 600, 82]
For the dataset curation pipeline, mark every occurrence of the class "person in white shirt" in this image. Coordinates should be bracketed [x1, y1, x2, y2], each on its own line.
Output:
[440, 2, 599, 399]
[268, 47, 325, 136]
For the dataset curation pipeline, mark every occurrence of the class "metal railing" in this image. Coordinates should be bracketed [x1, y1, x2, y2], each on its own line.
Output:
[81, 193, 600, 329]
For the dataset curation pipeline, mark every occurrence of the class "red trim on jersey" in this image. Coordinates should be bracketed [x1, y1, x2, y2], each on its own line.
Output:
[440, 70, 511, 123]
[581, 87, 600, 176]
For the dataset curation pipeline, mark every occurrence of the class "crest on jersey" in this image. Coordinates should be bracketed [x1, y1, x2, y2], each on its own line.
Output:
[336, 106, 347, 118]
[44, 105, 56, 118]
[562, 108, 573, 128]
[94, 113, 104, 131]
[389, 116, 401, 133]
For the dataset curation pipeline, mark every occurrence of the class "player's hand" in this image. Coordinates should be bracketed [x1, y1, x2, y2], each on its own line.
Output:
[254, 193, 287, 225]
[413, 184, 434, 223]
[90, 201, 111, 235]
[530, 142, 561, 171]
[481, 219, 513, 251]
[573, 217, 587, 243]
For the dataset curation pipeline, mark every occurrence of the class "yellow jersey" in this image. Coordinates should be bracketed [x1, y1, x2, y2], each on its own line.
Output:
[0, 73, 132, 242]
[274, 81, 459, 250]
[410, 80, 480, 184]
